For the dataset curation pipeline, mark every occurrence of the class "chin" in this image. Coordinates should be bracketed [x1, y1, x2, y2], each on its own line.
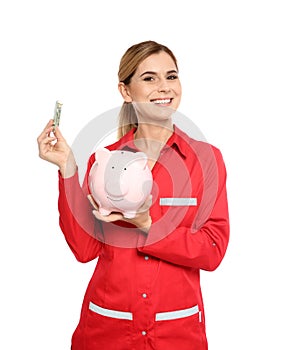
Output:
[134, 102, 176, 122]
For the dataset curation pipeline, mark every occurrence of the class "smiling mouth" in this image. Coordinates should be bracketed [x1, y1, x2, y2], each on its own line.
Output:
[150, 98, 173, 105]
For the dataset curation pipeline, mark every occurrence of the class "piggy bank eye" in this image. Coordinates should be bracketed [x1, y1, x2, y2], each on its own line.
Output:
[112, 166, 115, 169]
[124, 167, 127, 170]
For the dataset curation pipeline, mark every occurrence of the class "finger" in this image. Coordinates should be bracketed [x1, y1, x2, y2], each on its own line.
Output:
[38, 134, 56, 151]
[53, 126, 65, 141]
[92, 210, 124, 222]
[37, 122, 55, 143]
[41, 135, 57, 146]
[42, 120, 55, 135]
[38, 136, 57, 156]
[87, 194, 99, 210]
[146, 194, 153, 206]
[46, 119, 54, 128]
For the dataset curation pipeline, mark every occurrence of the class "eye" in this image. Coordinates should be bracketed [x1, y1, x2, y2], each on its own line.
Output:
[167, 74, 178, 80]
[112, 166, 115, 169]
[143, 76, 154, 82]
[124, 167, 127, 170]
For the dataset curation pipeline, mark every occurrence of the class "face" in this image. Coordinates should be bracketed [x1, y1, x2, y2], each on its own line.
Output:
[119, 51, 182, 122]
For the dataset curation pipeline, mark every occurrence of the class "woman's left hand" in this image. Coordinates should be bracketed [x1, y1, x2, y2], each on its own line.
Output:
[87, 194, 152, 233]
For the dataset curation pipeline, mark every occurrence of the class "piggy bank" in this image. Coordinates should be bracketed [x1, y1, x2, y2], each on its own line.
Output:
[88, 148, 153, 219]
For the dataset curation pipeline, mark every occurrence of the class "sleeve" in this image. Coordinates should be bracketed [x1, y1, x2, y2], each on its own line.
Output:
[58, 154, 103, 263]
[137, 148, 230, 271]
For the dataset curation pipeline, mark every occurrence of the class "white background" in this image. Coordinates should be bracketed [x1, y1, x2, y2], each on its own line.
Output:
[1, 0, 282, 349]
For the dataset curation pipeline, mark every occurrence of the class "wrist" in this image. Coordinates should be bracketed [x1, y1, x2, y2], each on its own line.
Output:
[59, 151, 77, 178]
[59, 162, 77, 178]
[139, 218, 152, 234]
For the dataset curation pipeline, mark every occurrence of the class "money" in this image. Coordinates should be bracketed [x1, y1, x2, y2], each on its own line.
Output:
[53, 100, 63, 131]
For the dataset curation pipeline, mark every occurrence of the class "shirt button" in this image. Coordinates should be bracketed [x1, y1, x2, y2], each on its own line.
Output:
[142, 293, 147, 298]
[144, 255, 149, 260]
[141, 331, 147, 336]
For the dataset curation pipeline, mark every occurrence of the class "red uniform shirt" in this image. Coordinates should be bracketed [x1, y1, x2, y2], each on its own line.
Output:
[58, 126, 229, 350]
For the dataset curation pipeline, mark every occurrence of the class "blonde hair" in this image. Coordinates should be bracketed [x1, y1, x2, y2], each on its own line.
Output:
[117, 40, 178, 139]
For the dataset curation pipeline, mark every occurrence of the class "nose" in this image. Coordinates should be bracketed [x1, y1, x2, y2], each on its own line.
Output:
[158, 77, 171, 93]
[105, 179, 128, 198]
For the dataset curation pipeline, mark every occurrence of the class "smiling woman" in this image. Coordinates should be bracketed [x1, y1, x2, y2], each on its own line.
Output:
[117, 41, 182, 139]
[37, 40, 230, 350]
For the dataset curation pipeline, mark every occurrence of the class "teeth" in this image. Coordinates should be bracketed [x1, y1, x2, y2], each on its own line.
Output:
[153, 99, 171, 104]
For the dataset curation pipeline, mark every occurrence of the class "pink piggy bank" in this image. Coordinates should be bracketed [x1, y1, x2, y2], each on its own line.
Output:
[88, 148, 153, 219]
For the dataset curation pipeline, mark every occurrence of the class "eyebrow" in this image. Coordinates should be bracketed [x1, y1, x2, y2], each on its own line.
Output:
[139, 69, 178, 77]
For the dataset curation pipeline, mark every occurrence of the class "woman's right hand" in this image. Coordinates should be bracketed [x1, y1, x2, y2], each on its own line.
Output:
[37, 119, 77, 178]
[88, 193, 152, 234]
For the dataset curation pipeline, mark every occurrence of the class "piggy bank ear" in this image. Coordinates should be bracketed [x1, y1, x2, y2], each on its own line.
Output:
[95, 148, 111, 164]
[134, 152, 148, 169]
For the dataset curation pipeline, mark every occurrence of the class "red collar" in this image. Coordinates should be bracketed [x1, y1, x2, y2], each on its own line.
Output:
[114, 125, 190, 159]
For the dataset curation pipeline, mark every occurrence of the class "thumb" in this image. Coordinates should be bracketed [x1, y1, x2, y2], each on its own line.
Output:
[53, 126, 65, 141]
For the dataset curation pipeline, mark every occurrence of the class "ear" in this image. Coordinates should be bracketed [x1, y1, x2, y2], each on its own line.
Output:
[118, 82, 133, 103]
[95, 147, 111, 163]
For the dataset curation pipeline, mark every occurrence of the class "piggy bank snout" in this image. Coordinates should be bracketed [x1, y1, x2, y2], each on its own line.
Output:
[105, 178, 128, 198]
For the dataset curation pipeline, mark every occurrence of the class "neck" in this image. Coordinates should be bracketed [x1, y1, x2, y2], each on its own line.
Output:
[135, 121, 173, 142]
[134, 122, 174, 163]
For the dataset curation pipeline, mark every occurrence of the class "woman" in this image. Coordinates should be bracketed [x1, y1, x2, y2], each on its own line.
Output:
[37, 40, 229, 350]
